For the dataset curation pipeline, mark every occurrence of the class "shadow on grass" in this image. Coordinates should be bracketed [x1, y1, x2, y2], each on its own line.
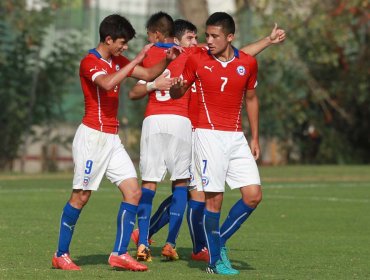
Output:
[177, 247, 255, 272]
[75, 254, 109, 266]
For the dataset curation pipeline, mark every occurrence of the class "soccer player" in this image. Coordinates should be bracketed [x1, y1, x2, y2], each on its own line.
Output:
[131, 17, 286, 264]
[170, 12, 263, 275]
[128, 12, 191, 262]
[51, 14, 180, 271]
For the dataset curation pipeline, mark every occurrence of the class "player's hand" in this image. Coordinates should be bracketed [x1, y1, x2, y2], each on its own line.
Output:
[166, 45, 184, 60]
[154, 69, 173, 91]
[134, 43, 154, 64]
[269, 23, 286, 44]
[250, 138, 260, 160]
[170, 77, 187, 89]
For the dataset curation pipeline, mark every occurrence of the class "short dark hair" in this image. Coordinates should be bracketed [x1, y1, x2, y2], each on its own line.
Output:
[99, 14, 136, 42]
[206, 12, 235, 35]
[146, 11, 174, 37]
[174, 19, 197, 40]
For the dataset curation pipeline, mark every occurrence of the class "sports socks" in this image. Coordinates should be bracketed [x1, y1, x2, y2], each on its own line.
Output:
[203, 209, 221, 265]
[137, 188, 155, 246]
[149, 194, 172, 239]
[187, 199, 206, 253]
[166, 186, 188, 246]
[220, 199, 255, 247]
[113, 202, 138, 255]
[57, 202, 81, 257]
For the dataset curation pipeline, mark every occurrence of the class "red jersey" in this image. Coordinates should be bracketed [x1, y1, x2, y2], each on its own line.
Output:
[182, 47, 258, 131]
[79, 49, 133, 134]
[143, 44, 189, 118]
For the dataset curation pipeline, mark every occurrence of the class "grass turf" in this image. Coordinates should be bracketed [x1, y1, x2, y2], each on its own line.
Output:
[0, 165, 369, 279]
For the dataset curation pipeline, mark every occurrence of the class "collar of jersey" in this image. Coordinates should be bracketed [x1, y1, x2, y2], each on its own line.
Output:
[154, 42, 177, 49]
[88, 48, 102, 59]
[207, 46, 240, 59]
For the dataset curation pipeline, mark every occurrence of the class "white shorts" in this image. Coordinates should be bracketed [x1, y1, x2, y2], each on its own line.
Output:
[194, 128, 261, 193]
[72, 124, 137, 191]
[140, 115, 192, 182]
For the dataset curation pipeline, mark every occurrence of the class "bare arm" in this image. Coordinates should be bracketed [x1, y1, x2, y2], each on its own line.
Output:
[94, 43, 153, 91]
[131, 46, 183, 81]
[129, 71, 173, 100]
[245, 89, 260, 160]
[241, 23, 286, 56]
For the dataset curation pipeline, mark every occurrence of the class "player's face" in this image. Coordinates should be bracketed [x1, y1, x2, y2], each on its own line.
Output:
[205, 25, 233, 56]
[179, 31, 198, 47]
[147, 30, 157, 43]
[110, 38, 128, 56]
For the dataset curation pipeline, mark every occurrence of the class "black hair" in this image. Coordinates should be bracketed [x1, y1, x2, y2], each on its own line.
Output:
[99, 14, 136, 42]
[146, 11, 174, 37]
[206, 12, 235, 35]
[174, 19, 197, 40]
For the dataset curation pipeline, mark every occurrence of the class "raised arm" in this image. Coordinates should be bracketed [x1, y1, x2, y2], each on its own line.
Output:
[94, 44, 153, 91]
[131, 46, 183, 82]
[241, 23, 286, 56]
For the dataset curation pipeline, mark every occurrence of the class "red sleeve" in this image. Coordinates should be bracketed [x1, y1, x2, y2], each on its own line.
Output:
[182, 52, 199, 85]
[80, 56, 106, 82]
[246, 56, 258, 90]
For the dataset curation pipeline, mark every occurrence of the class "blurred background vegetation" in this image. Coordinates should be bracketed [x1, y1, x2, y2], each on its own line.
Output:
[0, 0, 368, 172]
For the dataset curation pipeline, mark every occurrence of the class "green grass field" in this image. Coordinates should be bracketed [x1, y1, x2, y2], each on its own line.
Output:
[0, 166, 369, 279]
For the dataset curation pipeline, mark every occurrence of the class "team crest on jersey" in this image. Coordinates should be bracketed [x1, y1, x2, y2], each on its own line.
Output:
[202, 176, 209, 187]
[236, 66, 246, 76]
[115, 64, 120, 71]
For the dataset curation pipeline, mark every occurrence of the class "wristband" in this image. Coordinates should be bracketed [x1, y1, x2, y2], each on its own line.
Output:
[146, 81, 156, 92]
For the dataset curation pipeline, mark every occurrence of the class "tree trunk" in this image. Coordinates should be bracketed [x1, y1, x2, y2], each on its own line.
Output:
[179, 0, 209, 35]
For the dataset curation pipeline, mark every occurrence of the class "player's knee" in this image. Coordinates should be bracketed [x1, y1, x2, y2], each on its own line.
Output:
[70, 190, 91, 208]
[129, 187, 142, 203]
[243, 189, 262, 208]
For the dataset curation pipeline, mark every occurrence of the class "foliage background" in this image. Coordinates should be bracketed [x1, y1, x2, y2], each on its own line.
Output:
[0, 0, 368, 170]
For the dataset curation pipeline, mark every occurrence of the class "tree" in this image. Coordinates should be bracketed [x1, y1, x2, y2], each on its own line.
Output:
[0, 0, 85, 170]
[238, 0, 369, 163]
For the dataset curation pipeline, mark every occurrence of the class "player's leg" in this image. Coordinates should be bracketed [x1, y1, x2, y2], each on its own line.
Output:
[148, 183, 175, 240]
[195, 129, 239, 275]
[187, 129, 208, 261]
[162, 179, 188, 260]
[106, 136, 147, 271]
[219, 132, 262, 269]
[135, 182, 156, 261]
[53, 124, 110, 270]
[161, 116, 192, 260]
[187, 189, 209, 261]
[136, 116, 166, 258]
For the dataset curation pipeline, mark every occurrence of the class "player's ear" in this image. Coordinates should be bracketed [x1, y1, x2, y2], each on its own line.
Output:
[105, 35, 113, 45]
[226, 33, 234, 43]
[174, 37, 180, 45]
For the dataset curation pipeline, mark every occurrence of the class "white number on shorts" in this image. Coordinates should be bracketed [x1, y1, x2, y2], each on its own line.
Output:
[220, 77, 228, 92]
[85, 160, 93, 174]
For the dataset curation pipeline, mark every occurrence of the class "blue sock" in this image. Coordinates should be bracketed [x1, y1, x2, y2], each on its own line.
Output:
[149, 194, 172, 238]
[137, 188, 155, 246]
[187, 199, 206, 254]
[203, 209, 221, 265]
[113, 202, 138, 255]
[166, 186, 188, 246]
[57, 202, 81, 257]
[220, 199, 255, 247]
